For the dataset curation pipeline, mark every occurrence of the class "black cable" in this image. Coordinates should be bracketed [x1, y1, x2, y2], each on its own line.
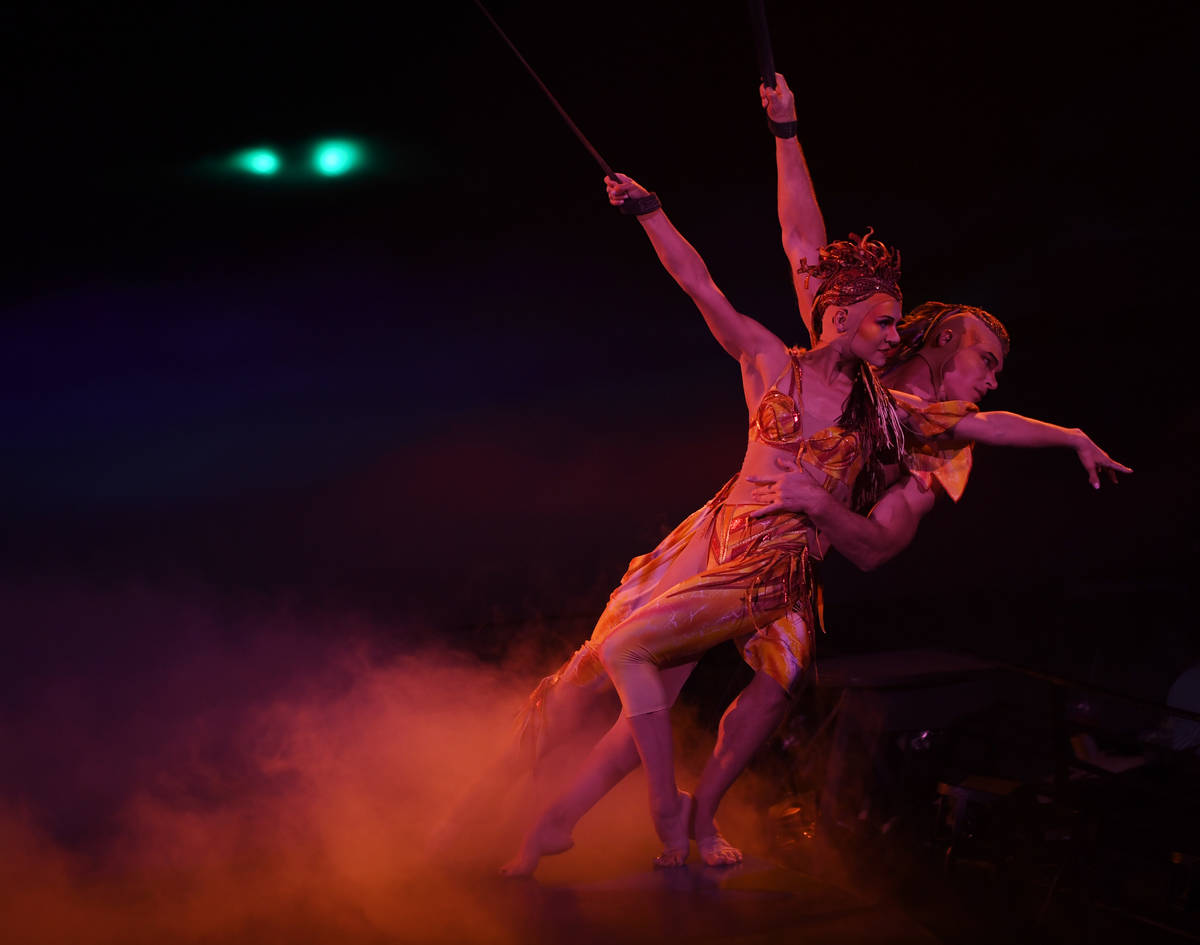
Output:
[748, 0, 776, 88]
[471, 0, 617, 177]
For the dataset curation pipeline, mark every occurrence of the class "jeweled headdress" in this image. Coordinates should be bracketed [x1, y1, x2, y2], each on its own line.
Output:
[798, 229, 902, 341]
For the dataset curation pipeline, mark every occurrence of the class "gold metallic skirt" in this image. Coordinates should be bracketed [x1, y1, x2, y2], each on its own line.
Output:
[517, 483, 818, 752]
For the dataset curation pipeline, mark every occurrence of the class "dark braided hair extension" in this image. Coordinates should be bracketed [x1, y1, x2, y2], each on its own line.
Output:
[799, 230, 909, 511]
[838, 361, 908, 513]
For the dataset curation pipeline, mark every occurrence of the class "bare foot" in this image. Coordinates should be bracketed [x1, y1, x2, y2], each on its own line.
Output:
[499, 817, 574, 878]
[697, 832, 743, 867]
[653, 791, 693, 868]
[693, 802, 743, 866]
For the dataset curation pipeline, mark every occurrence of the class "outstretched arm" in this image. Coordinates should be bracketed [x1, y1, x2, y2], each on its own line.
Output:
[954, 412, 1133, 489]
[606, 173, 788, 405]
[748, 458, 936, 571]
[763, 73, 827, 344]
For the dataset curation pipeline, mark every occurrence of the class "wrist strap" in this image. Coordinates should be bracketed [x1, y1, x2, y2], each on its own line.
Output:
[768, 117, 798, 139]
[619, 192, 662, 216]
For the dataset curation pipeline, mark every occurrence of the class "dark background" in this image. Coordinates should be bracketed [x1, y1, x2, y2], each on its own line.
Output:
[4, 0, 1196, 710]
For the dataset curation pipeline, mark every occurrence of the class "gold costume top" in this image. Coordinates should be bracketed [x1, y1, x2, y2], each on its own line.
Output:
[754, 348, 867, 497]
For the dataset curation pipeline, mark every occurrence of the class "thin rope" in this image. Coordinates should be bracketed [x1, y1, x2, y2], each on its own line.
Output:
[472, 0, 616, 176]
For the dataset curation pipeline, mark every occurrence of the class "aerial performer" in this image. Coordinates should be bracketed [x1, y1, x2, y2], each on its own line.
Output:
[454, 0, 1131, 875]
[508, 174, 914, 872]
[454, 1, 910, 874]
[497, 168, 1127, 875]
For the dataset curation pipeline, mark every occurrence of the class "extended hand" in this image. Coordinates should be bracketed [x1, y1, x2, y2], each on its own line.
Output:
[605, 172, 650, 207]
[1073, 431, 1133, 488]
[760, 71, 797, 123]
[747, 456, 830, 517]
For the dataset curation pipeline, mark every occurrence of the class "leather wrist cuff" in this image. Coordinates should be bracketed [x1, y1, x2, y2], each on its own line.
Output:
[619, 192, 662, 216]
[768, 117, 798, 138]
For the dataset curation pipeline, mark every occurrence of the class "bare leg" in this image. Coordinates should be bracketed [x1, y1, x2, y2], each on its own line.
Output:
[597, 584, 758, 867]
[627, 708, 694, 866]
[428, 671, 612, 858]
[500, 663, 696, 876]
[693, 670, 790, 866]
[500, 716, 640, 875]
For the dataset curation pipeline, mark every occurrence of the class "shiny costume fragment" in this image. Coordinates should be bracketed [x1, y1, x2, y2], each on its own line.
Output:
[519, 349, 866, 747]
[889, 389, 978, 502]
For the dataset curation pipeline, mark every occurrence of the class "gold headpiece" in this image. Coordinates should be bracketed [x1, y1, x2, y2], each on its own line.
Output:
[798, 230, 902, 339]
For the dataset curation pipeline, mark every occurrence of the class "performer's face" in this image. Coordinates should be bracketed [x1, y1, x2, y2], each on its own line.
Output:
[939, 317, 1005, 403]
[845, 294, 902, 367]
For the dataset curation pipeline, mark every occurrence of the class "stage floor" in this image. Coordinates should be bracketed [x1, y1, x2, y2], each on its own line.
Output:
[441, 856, 944, 945]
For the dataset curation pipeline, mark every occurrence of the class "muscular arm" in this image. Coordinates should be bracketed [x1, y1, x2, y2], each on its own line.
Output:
[955, 411, 1133, 488]
[607, 174, 788, 404]
[805, 476, 935, 571]
[955, 410, 1079, 447]
[749, 463, 936, 571]
[763, 74, 827, 343]
[802, 412, 1129, 561]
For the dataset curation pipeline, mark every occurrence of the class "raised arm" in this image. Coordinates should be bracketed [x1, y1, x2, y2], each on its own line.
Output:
[763, 73, 827, 344]
[747, 459, 936, 571]
[954, 412, 1133, 489]
[606, 173, 789, 405]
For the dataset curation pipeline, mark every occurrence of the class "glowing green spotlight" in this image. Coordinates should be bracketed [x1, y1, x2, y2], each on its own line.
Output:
[234, 148, 281, 175]
[312, 140, 362, 176]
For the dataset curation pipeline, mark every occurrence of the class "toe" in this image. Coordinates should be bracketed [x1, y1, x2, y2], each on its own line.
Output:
[654, 848, 688, 868]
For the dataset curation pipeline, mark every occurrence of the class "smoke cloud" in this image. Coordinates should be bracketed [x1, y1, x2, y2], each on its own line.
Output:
[0, 579, 782, 944]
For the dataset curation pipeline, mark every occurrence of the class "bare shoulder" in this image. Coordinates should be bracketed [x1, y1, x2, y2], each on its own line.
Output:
[744, 339, 795, 388]
[739, 338, 795, 411]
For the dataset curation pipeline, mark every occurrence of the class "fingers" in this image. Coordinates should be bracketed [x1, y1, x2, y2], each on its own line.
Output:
[748, 501, 782, 519]
[744, 475, 776, 485]
[605, 173, 648, 207]
[604, 173, 631, 200]
[1080, 448, 1133, 489]
[1082, 438, 1133, 475]
[607, 173, 637, 190]
[1098, 460, 1129, 487]
[774, 455, 798, 472]
[759, 73, 790, 97]
[1089, 461, 1131, 489]
[760, 72, 794, 120]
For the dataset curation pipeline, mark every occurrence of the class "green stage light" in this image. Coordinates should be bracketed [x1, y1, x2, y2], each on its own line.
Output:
[234, 148, 281, 175]
[312, 140, 362, 176]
